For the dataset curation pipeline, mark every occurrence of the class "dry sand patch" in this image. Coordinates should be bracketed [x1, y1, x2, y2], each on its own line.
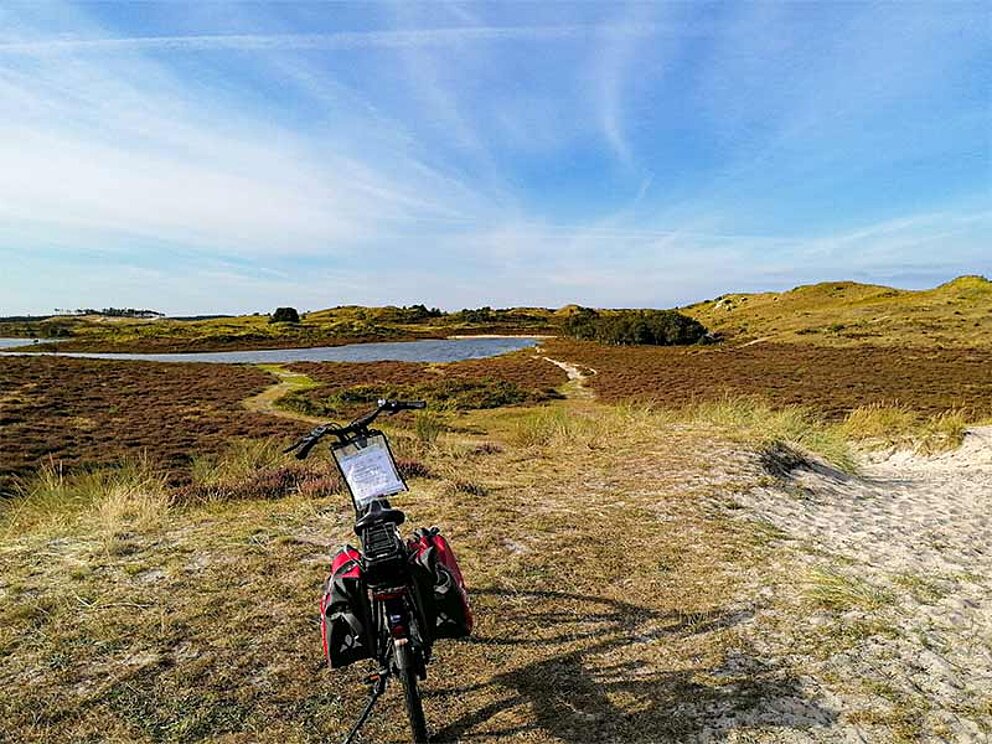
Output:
[733, 428, 992, 740]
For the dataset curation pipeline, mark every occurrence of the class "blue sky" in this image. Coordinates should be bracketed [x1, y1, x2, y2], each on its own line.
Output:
[0, 1, 989, 315]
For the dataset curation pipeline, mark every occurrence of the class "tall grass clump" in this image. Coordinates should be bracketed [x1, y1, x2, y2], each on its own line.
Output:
[510, 403, 657, 450]
[89, 460, 171, 547]
[840, 404, 967, 454]
[918, 410, 967, 453]
[3, 457, 169, 539]
[189, 438, 288, 486]
[668, 395, 855, 471]
[413, 409, 448, 447]
[181, 438, 342, 504]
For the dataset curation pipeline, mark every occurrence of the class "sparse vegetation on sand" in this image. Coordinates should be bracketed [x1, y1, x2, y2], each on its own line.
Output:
[0, 401, 809, 742]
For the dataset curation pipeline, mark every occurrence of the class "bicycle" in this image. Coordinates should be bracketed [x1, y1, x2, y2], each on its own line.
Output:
[285, 399, 470, 744]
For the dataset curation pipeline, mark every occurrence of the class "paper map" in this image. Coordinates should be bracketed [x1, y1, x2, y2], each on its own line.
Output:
[336, 440, 406, 507]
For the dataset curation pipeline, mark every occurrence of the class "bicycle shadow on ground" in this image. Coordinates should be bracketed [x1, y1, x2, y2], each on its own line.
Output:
[428, 589, 836, 742]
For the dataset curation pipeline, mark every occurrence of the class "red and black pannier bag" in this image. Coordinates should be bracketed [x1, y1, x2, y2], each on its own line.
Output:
[320, 545, 374, 668]
[408, 527, 473, 640]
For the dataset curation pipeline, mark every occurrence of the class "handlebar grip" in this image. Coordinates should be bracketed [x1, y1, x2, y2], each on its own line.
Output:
[295, 437, 319, 460]
[394, 400, 427, 410]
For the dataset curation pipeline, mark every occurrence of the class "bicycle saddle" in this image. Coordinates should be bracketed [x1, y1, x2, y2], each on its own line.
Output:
[354, 502, 406, 534]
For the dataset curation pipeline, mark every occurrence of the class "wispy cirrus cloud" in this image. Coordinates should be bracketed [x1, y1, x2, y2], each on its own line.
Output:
[0, 24, 666, 56]
[0, 1, 988, 315]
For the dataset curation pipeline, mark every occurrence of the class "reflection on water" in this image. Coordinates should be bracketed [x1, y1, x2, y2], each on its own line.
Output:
[0, 338, 42, 350]
[0, 337, 540, 364]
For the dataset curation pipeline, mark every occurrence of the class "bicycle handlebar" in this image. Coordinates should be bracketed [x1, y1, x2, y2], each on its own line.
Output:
[283, 399, 426, 460]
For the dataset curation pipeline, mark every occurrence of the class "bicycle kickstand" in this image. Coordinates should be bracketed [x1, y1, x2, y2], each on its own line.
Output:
[341, 669, 390, 744]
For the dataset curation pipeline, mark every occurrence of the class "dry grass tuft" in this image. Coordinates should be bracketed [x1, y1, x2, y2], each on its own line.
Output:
[508, 402, 656, 451]
[90, 463, 170, 532]
[413, 408, 448, 446]
[840, 405, 968, 454]
[189, 438, 289, 486]
[660, 396, 856, 471]
[806, 567, 894, 612]
[3, 457, 169, 538]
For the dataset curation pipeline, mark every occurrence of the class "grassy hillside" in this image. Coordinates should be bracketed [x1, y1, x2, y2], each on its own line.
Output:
[684, 275, 992, 347]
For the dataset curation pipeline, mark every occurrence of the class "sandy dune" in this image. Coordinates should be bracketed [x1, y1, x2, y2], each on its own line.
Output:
[736, 428, 992, 740]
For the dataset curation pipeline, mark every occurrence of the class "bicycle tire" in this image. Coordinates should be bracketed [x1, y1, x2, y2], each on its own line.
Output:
[395, 643, 428, 743]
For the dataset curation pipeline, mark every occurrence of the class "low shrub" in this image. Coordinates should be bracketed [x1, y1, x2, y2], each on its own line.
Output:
[450, 479, 488, 497]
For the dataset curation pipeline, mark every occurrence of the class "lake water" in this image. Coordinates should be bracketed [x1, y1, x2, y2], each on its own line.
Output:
[0, 338, 42, 350]
[0, 337, 540, 364]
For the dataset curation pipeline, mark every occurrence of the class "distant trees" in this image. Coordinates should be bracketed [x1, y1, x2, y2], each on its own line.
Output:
[53, 308, 163, 318]
[457, 306, 495, 324]
[270, 307, 301, 324]
[402, 304, 443, 321]
[563, 308, 709, 346]
[377, 304, 444, 323]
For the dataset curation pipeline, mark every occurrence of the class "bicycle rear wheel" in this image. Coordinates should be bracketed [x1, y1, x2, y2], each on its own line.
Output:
[395, 643, 427, 743]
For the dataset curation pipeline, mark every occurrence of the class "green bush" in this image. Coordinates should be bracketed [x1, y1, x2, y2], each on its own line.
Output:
[563, 308, 708, 346]
[269, 307, 300, 324]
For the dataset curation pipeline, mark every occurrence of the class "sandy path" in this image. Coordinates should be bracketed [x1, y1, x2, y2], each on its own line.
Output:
[541, 356, 596, 399]
[735, 428, 992, 740]
[242, 366, 323, 423]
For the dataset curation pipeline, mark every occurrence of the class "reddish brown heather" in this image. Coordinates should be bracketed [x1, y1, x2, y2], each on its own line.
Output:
[288, 359, 426, 387]
[0, 356, 299, 493]
[543, 339, 992, 419]
[289, 350, 567, 392]
[445, 351, 568, 389]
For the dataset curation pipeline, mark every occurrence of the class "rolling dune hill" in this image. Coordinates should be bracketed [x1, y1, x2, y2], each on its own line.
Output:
[684, 275, 992, 348]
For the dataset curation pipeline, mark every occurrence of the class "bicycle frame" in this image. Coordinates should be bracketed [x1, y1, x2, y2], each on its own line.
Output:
[286, 399, 432, 743]
[360, 510, 432, 676]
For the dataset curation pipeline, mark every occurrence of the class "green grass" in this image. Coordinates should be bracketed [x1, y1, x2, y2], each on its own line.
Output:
[659, 395, 857, 471]
[2, 457, 170, 539]
[806, 567, 895, 612]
